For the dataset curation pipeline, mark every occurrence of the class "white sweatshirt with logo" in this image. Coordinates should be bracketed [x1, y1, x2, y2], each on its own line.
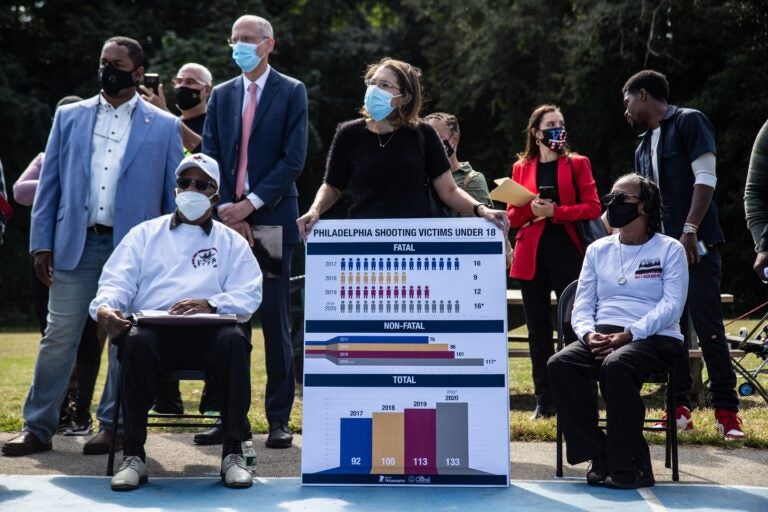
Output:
[90, 214, 262, 322]
[571, 232, 689, 342]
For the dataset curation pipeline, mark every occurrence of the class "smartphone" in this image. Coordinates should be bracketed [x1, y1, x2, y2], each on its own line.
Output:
[697, 240, 708, 257]
[538, 186, 555, 201]
[143, 73, 159, 95]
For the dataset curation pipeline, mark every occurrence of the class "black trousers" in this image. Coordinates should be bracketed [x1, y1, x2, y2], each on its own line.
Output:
[118, 323, 251, 449]
[519, 225, 582, 406]
[673, 248, 738, 411]
[548, 326, 685, 475]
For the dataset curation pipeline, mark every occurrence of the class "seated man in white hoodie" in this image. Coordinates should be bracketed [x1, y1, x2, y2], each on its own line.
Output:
[90, 153, 262, 491]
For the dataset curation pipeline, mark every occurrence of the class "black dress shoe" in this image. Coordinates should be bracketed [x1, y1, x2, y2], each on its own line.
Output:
[83, 428, 123, 455]
[266, 422, 293, 448]
[586, 456, 608, 486]
[604, 469, 655, 489]
[193, 418, 252, 445]
[2, 431, 52, 456]
[529, 405, 556, 420]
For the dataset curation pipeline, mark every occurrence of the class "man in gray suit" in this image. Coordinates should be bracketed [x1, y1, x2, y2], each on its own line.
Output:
[2, 36, 183, 457]
[202, 14, 308, 448]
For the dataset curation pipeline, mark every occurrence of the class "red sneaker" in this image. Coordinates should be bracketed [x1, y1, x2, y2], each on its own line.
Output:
[715, 409, 746, 440]
[650, 405, 693, 431]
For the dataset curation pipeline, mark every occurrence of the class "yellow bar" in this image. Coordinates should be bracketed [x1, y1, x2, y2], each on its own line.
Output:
[371, 412, 404, 474]
[328, 343, 449, 352]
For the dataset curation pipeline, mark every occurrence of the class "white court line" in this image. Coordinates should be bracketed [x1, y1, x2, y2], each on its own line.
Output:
[638, 487, 667, 512]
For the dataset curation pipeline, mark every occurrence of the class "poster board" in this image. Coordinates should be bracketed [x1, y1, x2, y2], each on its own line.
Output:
[301, 218, 510, 487]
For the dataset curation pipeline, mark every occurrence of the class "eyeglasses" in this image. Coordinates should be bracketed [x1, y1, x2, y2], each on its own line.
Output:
[171, 76, 208, 87]
[603, 191, 641, 204]
[365, 78, 401, 93]
[177, 177, 216, 191]
[227, 35, 269, 47]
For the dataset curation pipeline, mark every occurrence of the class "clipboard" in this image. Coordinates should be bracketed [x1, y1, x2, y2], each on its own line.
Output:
[131, 310, 238, 326]
[489, 178, 536, 207]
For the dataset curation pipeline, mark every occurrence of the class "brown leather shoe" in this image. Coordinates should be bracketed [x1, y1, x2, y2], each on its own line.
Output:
[83, 428, 123, 455]
[2, 431, 52, 456]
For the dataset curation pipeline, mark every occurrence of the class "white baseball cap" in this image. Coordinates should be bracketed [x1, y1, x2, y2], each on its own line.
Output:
[175, 153, 220, 188]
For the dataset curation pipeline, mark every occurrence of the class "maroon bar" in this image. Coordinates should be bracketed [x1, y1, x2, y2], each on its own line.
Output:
[305, 350, 455, 359]
[404, 408, 437, 474]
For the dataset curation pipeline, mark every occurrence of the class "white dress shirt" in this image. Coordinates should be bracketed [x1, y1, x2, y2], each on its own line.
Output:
[88, 93, 139, 227]
[234, 66, 271, 210]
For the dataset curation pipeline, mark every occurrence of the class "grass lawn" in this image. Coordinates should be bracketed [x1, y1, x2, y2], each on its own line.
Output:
[1, 324, 766, 448]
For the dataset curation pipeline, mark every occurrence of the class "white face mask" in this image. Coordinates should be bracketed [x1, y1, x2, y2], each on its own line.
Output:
[175, 191, 212, 222]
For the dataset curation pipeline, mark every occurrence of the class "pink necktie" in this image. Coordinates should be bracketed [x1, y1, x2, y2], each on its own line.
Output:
[236, 83, 258, 199]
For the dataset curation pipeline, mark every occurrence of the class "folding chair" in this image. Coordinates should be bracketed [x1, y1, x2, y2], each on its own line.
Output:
[106, 369, 220, 476]
[554, 280, 679, 481]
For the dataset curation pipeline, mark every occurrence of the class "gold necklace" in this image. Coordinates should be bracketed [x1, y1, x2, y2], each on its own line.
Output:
[377, 129, 397, 148]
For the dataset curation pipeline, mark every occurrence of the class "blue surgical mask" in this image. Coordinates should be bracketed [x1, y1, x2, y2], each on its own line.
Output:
[232, 41, 264, 73]
[364, 85, 401, 122]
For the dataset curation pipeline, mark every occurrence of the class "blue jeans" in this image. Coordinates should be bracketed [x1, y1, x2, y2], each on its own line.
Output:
[22, 232, 119, 443]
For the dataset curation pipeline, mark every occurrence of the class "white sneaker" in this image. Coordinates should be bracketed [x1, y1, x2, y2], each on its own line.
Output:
[111, 455, 148, 491]
[220, 454, 253, 488]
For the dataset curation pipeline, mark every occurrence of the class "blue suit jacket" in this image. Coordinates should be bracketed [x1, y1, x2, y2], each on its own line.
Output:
[202, 67, 308, 244]
[30, 95, 184, 270]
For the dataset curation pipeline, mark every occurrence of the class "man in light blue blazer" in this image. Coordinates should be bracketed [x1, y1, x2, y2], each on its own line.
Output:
[2, 37, 183, 457]
[203, 14, 307, 448]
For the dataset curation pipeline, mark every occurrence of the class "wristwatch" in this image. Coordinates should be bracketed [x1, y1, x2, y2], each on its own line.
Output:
[206, 299, 218, 313]
[473, 203, 484, 217]
[682, 224, 697, 235]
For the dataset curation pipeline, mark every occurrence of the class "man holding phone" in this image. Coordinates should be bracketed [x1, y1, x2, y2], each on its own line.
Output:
[141, 63, 213, 153]
[622, 70, 744, 439]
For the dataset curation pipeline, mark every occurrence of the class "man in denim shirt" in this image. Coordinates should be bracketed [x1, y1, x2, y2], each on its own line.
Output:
[621, 69, 744, 440]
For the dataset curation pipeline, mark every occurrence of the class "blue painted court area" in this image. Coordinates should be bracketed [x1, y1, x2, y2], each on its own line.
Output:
[0, 476, 766, 511]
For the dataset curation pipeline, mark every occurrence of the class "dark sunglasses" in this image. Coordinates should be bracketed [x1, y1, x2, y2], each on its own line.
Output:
[176, 177, 216, 191]
[602, 191, 641, 204]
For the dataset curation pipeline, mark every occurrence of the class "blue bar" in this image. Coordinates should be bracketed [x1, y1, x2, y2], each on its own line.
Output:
[305, 320, 505, 334]
[304, 374, 505, 387]
[307, 242, 503, 255]
[340, 418, 372, 473]
[305, 335, 429, 346]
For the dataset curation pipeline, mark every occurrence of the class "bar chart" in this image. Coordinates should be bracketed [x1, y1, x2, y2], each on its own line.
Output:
[302, 385, 509, 485]
[336, 402, 470, 475]
[305, 335, 485, 367]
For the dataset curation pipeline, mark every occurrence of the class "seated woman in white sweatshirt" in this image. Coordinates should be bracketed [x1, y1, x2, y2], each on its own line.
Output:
[547, 173, 688, 490]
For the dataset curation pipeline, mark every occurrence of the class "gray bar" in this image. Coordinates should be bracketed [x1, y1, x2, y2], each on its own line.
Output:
[306, 355, 484, 366]
[436, 402, 469, 472]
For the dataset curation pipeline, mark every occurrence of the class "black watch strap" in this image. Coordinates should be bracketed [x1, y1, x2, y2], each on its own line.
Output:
[473, 203, 483, 217]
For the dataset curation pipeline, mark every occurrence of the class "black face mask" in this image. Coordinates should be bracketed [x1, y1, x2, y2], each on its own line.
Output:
[606, 201, 640, 228]
[99, 64, 136, 97]
[441, 139, 455, 158]
[175, 86, 202, 111]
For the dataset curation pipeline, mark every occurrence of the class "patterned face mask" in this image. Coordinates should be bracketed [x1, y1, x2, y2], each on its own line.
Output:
[539, 127, 567, 151]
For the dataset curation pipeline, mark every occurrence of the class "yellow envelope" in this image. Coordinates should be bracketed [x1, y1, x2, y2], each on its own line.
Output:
[489, 178, 537, 207]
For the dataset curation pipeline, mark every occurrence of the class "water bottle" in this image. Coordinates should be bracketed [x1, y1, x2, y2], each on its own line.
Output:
[243, 440, 256, 474]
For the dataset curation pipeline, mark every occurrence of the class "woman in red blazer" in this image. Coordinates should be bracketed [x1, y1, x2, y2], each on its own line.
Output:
[507, 104, 601, 419]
